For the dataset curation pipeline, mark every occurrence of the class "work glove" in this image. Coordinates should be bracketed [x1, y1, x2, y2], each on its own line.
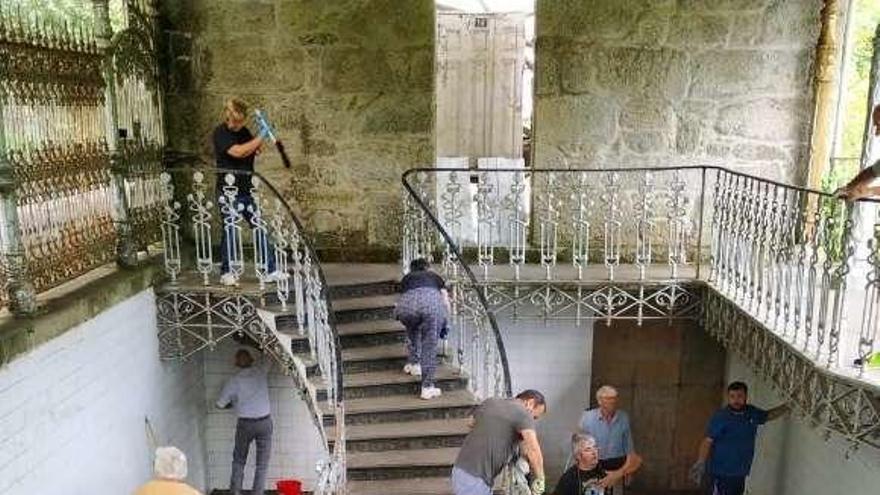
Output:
[688, 460, 705, 486]
[530, 476, 545, 495]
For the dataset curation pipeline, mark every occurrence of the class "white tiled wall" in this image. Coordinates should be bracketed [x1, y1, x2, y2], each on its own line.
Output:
[499, 317, 594, 483]
[0, 289, 208, 495]
[203, 340, 325, 492]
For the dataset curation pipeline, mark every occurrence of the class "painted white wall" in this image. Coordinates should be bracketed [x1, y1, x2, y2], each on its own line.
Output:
[204, 339, 325, 492]
[726, 354, 880, 495]
[0, 289, 207, 495]
[498, 317, 593, 483]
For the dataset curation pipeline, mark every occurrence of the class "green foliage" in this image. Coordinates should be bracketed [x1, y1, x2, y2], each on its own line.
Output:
[838, 0, 880, 162]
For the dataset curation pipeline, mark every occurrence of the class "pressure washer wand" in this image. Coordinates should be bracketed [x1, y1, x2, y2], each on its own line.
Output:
[254, 109, 292, 169]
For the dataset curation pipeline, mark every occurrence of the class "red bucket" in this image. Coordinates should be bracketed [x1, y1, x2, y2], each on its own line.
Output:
[277, 479, 302, 495]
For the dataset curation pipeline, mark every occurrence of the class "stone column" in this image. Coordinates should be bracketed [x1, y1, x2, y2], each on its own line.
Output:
[0, 102, 37, 314]
[807, 0, 842, 190]
[93, 0, 138, 268]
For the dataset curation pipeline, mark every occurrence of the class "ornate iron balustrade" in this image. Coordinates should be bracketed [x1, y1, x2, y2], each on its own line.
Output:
[0, 0, 165, 313]
[157, 167, 346, 494]
[402, 165, 880, 452]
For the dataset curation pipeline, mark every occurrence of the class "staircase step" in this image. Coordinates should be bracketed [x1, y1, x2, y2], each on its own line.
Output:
[332, 295, 397, 324]
[330, 418, 470, 452]
[347, 477, 452, 495]
[322, 389, 477, 425]
[342, 343, 408, 372]
[347, 447, 458, 481]
[333, 294, 398, 311]
[330, 279, 399, 300]
[313, 365, 466, 401]
[337, 319, 406, 348]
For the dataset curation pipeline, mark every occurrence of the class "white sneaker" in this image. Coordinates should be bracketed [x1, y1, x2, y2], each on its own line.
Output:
[264, 270, 289, 283]
[220, 272, 238, 286]
[420, 386, 442, 400]
[403, 363, 422, 376]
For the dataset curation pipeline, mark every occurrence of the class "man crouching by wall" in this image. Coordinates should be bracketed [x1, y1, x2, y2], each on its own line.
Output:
[216, 349, 272, 495]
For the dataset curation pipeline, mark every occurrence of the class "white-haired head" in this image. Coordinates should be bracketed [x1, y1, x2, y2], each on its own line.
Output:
[595, 385, 618, 400]
[571, 433, 599, 469]
[154, 446, 188, 481]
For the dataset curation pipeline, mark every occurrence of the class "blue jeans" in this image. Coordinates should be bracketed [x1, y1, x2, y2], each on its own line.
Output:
[710, 475, 745, 495]
[219, 193, 276, 274]
[451, 467, 491, 495]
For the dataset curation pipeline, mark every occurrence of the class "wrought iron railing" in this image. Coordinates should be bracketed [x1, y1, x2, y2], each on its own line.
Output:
[0, 0, 164, 313]
[157, 167, 346, 493]
[403, 166, 880, 447]
[403, 170, 513, 400]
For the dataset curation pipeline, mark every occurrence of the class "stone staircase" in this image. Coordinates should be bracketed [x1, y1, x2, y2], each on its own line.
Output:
[320, 265, 477, 495]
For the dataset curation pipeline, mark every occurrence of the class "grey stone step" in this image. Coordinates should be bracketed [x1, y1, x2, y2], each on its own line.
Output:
[347, 447, 458, 481]
[347, 477, 452, 495]
[341, 343, 409, 373]
[332, 294, 397, 324]
[321, 389, 477, 426]
[329, 279, 399, 300]
[329, 418, 470, 452]
[333, 294, 398, 312]
[313, 365, 467, 401]
[337, 319, 406, 348]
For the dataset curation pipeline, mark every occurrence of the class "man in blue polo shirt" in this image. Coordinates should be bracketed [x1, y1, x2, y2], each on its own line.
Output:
[690, 381, 789, 495]
[578, 385, 642, 494]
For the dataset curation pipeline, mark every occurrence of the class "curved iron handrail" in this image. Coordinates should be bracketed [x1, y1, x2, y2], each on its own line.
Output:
[159, 163, 346, 492]
[401, 169, 513, 397]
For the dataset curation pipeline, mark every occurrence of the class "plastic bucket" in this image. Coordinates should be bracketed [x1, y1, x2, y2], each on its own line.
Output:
[277, 479, 302, 495]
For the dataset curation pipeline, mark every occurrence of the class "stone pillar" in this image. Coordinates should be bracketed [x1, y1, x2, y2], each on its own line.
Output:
[93, 0, 138, 268]
[807, 0, 842, 190]
[0, 101, 37, 314]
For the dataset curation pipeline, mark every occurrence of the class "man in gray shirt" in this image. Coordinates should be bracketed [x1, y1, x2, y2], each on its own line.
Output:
[216, 349, 272, 495]
[452, 389, 548, 495]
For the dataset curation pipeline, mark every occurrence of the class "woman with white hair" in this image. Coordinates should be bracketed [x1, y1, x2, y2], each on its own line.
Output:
[134, 446, 202, 495]
[552, 433, 606, 495]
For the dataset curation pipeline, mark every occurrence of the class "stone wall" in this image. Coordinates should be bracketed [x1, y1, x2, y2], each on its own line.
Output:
[534, 0, 823, 183]
[161, 0, 435, 260]
[0, 290, 208, 494]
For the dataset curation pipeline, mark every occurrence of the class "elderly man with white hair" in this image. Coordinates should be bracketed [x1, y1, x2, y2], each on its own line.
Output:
[134, 446, 202, 495]
[552, 433, 606, 494]
[577, 385, 642, 494]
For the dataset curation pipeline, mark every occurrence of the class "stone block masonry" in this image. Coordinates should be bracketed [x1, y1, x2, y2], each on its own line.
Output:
[534, 0, 823, 184]
[161, 0, 436, 260]
[0, 290, 207, 494]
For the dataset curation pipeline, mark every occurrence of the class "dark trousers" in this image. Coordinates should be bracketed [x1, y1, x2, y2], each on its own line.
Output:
[230, 416, 273, 495]
[709, 475, 746, 495]
[219, 193, 276, 274]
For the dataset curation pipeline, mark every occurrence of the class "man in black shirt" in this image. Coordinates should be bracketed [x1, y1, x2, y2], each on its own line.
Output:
[553, 433, 607, 495]
[213, 98, 282, 286]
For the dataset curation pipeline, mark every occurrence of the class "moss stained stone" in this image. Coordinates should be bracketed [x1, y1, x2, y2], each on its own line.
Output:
[161, 0, 434, 259]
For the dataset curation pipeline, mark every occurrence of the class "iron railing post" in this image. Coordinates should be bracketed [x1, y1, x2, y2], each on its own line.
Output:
[0, 100, 36, 314]
[94, 0, 138, 267]
[696, 167, 707, 279]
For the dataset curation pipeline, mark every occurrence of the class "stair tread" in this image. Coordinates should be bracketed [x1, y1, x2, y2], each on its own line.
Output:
[342, 343, 408, 362]
[348, 447, 458, 469]
[325, 389, 477, 415]
[347, 476, 452, 495]
[332, 418, 471, 441]
[323, 263, 400, 286]
[312, 365, 462, 390]
[332, 294, 398, 312]
[345, 366, 463, 387]
[337, 319, 405, 336]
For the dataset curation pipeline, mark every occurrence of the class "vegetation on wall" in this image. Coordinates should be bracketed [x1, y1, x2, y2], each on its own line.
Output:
[834, 0, 880, 178]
